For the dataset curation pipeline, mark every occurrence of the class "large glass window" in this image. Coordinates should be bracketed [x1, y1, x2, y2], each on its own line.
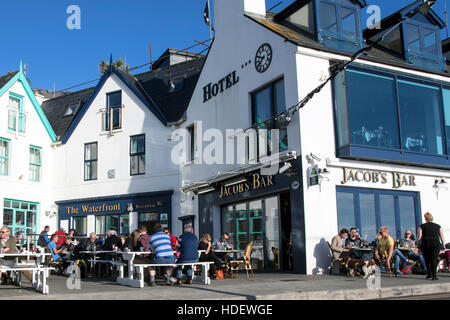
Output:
[29, 146, 41, 182]
[84, 142, 98, 181]
[345, 70, 400, 149]
[0, 138, 9, 176]
[96, 215, 106, 235]
[252, 79, 287, 158]
[130, 135, 145, 175]
[3, 199, 38, 245]
[398, 80, 444, 155]
[443, 88, 450, 154]
[336, 188, 420, 241]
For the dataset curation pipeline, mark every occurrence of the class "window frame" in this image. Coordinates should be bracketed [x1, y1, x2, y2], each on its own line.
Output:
[316, 0, 364, 52]
[333, 64, 450, 168]
[84, 142, 98, 181]
[29, 145, 42, 182]
[402, 20, 445, 71]
[336, 186, 422, 241]
[187, 124, 195, 163]
[251, 77, 288, 159]
[104, 90, 123, 132]
[0, 137, 10, 176]
[130, 134, 146, 176]
[7, 92, 25, 133]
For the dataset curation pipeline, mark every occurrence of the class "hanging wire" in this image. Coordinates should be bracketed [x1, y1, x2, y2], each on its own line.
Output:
[59, 38, 213, 92]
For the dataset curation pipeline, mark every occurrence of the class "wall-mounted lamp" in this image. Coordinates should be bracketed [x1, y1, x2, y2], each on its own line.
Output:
[127, 203, 134, 212]
[45, 211, 57, 219]
[433, 178, 448, 200]
[318, 168, 330, 192]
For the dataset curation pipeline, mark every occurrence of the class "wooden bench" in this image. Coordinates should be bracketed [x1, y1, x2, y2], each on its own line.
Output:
[0, 266, 55, 294]
[116, 261, 214, 288]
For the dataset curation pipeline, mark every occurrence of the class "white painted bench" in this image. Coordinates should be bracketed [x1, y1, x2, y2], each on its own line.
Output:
[116, 253, 214, 288]
[0, 266, 55, 294]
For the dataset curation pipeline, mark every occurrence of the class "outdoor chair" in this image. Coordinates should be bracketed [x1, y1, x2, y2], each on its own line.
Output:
[271, 247, 280, 271]
[44, 247, 65, 274]
[230, 241, 254, 280]
[327, 241, 345, 275]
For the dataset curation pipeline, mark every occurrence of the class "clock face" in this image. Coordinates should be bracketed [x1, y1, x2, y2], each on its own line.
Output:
[255, 43, 272, 73]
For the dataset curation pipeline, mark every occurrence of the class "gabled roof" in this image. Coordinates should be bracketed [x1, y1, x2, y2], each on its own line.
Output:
[0, 65, 57, 142]
[41, 56, 206, 143]
[245, 8, 449, 77]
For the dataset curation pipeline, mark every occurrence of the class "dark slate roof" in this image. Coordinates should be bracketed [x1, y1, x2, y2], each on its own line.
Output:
[245, 8, 449, 77]
[41, 56, 205, 141]
[41, 86, 95, 140]
[0, 71, 18, 89]
[135, 58, 205, 123]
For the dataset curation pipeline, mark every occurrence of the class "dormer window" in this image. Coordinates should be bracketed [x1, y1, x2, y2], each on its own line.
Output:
[275, 0, 365, 53]
[63, 103, 80, 117]
[404, 21, 443, 70]
[103, 91, 122, 132]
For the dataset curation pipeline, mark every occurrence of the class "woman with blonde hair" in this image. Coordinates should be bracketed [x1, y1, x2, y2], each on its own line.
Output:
[198, 234, 224, 278]
[418, 212, 446, 280]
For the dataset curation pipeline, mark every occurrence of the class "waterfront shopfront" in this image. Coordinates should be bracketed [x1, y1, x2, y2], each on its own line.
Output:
[56, 191, 173, 236]
[197, 159, 305, 273]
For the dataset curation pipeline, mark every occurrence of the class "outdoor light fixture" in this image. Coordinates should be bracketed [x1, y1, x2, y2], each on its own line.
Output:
[127, 203, 134, 212]
[279, 162, 292, 174]
[196, 186, 215, 195]
[433, 178, 448, 200]
[318, 168, 330, 192]
[223, 178, 248, 187]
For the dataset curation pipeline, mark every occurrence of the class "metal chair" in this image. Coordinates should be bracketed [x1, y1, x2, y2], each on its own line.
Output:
[327, 241, 344, 275]
[230, 242, 255, 280]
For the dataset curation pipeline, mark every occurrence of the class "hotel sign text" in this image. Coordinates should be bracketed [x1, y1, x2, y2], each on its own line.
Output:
[341, 168, 416, 189]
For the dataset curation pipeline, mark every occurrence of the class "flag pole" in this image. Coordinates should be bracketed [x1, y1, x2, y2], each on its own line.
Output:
[207, 0, 213, 40]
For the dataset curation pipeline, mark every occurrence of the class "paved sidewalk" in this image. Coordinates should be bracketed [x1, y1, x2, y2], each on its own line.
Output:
[0, 272, 449, 300]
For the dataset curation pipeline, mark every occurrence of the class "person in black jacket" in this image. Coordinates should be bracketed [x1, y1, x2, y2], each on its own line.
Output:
[418, 212, 446, 280]
[102, 230, 123, 251]
[198, 233, 224, 278]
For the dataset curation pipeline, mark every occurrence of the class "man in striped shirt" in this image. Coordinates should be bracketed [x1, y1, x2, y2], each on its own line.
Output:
[148, 224, 176, 286]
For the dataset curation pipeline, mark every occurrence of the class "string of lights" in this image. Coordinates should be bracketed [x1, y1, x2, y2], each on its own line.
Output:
[59, 38, 213, 92]
[245, 0, 435, 132]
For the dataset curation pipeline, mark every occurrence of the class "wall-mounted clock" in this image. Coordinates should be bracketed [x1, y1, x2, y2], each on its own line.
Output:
[255, 43, 272, 73]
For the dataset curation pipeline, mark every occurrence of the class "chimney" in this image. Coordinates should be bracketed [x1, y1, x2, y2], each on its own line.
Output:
[214, 0, 266, 37]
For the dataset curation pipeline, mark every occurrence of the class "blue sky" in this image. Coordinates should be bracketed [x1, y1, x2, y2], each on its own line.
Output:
[0, 0, 448, 92]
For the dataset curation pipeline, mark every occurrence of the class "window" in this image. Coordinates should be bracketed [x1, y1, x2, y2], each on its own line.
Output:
[317, 0, 363, 52]
[443, 88, 450, 154]
[29, 146, 42, 182]
[187, 125, 195, 162]
[73, 216, 87, 236]
[404, 22, 444, 71]
[334, 67, 449, 167]
[344, 69, 400, 150]
[64, 103, 79, 117]
[3, 199, 38, 245]
[0, 138, 9, 176]
[284, 1, 315, 33]
[7, 94, 25, 133]
[130, 135, 145, 175]
[84, 142, 98, 181]
[103, 91, 122, 131]
[398, 80, 444, 155]
[96, 215, 106, 235]
[336, 187, 420, 241]
[168, 78, 184, 93]
[252, 79, 288, 158]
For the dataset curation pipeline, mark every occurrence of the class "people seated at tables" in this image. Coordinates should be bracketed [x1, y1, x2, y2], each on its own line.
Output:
[212, 232, 232, 261]
[0, 226, 33, 284]
[374, 226, 414, 274]
[102, 230, 123, 251]
[198, 234, 224, 278]
[58, 237, 75, 261]
[330, 228, 350, 261]
[163, 228, 178, 252]
[138, 226, 151, 257]
[439, 243, 450, 271]
[399, 230, 427, 274]
[148, 224, 177, 286]
[124, 230, 150, 266]
[55, 227, 67, 247]
[48, 234, 71, 271]
[98, 235, 105, 248]
[175, 225, 198, 285]
[37, 225, 51, 248]
[343, 228, 371, 259]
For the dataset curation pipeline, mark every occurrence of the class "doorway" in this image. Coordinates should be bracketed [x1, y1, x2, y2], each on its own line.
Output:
[138, 212, 159, 234]
[280, 192, 292, 271]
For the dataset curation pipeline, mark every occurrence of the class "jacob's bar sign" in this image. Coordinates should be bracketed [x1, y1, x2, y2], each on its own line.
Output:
[341, 168, 416, 189]
[219, 173, 274, 198]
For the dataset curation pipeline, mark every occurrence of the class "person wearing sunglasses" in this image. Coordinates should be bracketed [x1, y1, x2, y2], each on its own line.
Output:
[399, 230, 427, 274]
[0, 226, 18, 284]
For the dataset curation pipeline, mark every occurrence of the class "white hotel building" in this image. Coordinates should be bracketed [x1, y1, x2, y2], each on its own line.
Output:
[0, 0, 449, 275]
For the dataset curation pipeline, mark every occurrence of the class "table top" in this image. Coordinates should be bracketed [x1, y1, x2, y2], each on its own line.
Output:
[350, 247, 373, 251]
[397, 247, 415, 251]
[79, 250, 122, 254]
[0, 252, 51, 258]
[214, 249, 241, 253]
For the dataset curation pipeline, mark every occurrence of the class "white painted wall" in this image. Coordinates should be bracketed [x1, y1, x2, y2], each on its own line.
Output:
[0, 79, 56, 235]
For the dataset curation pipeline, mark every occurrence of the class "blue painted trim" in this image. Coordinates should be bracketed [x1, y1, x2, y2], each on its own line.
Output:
[61, 66, 168, 144]
[0, 137, 10, 176]
[55, 190, 174, 205]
